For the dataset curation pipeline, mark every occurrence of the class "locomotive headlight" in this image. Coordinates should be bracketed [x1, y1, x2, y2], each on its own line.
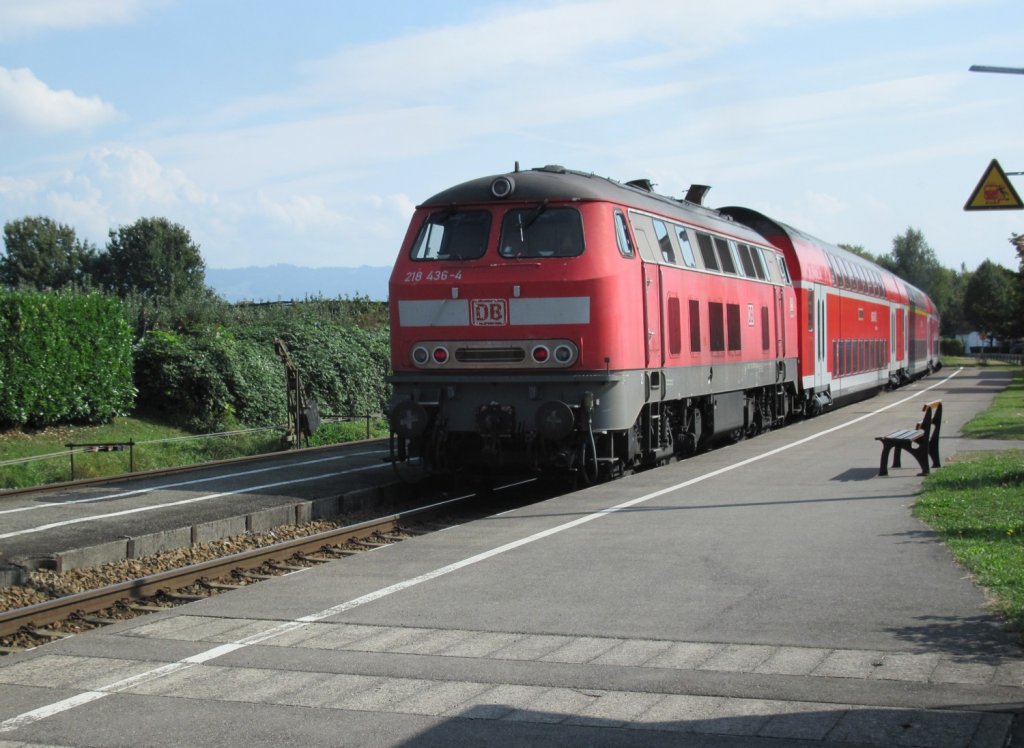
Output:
[531, 345, 550, 363]
[412, 346, 429, 366]
[432, 346, 449, 364]
[491, 175, 515, 198]
[554, 343, 576, 364]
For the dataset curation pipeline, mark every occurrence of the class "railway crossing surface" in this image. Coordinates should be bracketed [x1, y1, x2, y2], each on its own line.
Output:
[0, 367, 1022, 746]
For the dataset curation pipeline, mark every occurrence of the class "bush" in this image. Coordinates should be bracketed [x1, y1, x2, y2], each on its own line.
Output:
[134, 330, 233, 432]
[0, 290, 134, 427]
[940, 337, 965, 356]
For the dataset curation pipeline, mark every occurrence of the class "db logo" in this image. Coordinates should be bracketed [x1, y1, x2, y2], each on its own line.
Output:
[472, 299, 508, 326]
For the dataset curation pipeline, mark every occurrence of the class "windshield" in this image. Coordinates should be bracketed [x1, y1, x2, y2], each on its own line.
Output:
[410, 210, 491, 261]
[499, 206, 584, 258]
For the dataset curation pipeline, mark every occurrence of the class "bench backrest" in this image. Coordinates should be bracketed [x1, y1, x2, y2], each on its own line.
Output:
[918, 400, 942, 437]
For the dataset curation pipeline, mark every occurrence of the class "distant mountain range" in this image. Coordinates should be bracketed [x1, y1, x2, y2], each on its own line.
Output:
[205, 264, 391, 303]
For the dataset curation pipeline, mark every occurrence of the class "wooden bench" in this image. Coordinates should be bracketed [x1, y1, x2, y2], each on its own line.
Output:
[876, 401, 942, 477]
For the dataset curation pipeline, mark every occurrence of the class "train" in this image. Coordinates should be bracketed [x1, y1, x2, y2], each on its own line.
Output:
[386, 164, 940, 482]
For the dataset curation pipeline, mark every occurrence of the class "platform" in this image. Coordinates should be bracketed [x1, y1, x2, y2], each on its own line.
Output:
[0, 367, 1021, 746]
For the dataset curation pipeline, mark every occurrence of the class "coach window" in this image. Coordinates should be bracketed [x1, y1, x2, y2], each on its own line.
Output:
[675, 225, 697, 267]
[653, 219, 675, 264]
[826, 254, 838, 285]
[499, 206, 584, 258]
[411, 210, 491, 261]
[696, 232, 719, 271]
[714, 237, 737, 274]
[613, 210, 635, 258]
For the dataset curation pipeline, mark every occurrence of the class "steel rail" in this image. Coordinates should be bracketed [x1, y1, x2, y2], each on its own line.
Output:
[0, 490, 475, 640]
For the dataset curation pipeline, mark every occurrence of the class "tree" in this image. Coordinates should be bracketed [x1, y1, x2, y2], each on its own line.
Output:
[95, 217, 206, 299]
[883, 227, 942, 293]
[837, 243, 880, 262]
[1, 216, 97, 290]
[963, 259, 1018, 344]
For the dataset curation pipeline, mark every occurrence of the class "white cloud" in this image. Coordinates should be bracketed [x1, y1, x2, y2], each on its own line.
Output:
[85, 146, 206, 208]
[0, 0, 155, 41]
[257, 192, 350, 234]
[0, 67, 119, 132]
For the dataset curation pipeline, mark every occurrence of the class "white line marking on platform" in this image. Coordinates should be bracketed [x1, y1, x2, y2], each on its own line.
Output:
[0, 369, 960, 734]
[0, 450, 387, 517]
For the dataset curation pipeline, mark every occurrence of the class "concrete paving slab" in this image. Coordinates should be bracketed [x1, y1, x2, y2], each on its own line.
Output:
[754, 646, 831, 675]
[539, 635, 623, 663]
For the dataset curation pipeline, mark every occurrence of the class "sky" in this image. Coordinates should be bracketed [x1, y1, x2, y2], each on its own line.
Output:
[1, 0, 1023, 288]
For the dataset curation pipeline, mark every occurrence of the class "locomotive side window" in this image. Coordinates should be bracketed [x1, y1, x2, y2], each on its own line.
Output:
[726, 303, 742, 350]
[714, 237, 737, 274]
[696, 232, 719, 271]
[613, 210, 635, 258]
[675, 226, 697, 267]
[751, 247, 771, 281]
[709, 301, 725, 352]
[689, 299, 701, 352]
[736, 243, 757, 277]
[668, 296, 682, 355]
[499, 206, 584, 258]
[777, 255, 792, 284]
[653, 219, 676, 264]
[411, 210, 491, 261]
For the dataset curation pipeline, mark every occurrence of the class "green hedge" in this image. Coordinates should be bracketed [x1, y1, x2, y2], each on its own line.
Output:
[940, 337, 965, 356]
[0, 291, 134, 427]
[134, 322, 390, 433]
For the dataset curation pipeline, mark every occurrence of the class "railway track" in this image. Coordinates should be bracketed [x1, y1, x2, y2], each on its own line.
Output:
[0, 479, 542, 653]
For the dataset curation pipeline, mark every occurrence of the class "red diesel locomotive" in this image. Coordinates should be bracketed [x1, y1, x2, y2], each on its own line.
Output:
[387, 165, 940, 481]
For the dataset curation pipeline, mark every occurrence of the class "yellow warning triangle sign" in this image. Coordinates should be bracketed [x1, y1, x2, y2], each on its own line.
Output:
[964, 158, 1023, 211]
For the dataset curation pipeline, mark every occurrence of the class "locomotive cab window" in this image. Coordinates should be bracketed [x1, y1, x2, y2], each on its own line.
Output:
[499, 206, 584, 258]
[613, 210, 635, 258]
[411, 210, 491, 261]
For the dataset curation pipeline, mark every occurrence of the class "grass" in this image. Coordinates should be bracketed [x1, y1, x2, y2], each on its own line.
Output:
[961, 368, 1024, 440]
[913, 368, 1024, 638]
[0, 414, 389, 490]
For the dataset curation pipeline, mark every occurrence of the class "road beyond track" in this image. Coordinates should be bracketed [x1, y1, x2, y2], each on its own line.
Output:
[0, 367, 1021, 746]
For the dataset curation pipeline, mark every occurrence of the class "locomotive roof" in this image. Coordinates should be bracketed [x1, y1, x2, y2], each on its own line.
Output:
[421, 165, 765, 243]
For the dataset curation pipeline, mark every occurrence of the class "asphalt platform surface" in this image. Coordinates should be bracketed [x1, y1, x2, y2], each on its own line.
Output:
[0, 366, 1021, 747]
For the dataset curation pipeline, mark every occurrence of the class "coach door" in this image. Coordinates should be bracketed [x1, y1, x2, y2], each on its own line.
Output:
[811, 282, 828, 388]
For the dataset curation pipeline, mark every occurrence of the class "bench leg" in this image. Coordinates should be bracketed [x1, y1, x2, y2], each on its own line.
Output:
[879, 443, 893, 476]
[909, 445, 930, 476]
[929, 438, 941, 469]
[892, 447, 902, 469]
